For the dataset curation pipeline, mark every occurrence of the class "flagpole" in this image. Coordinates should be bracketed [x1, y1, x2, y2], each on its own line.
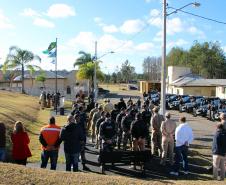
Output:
[55, 38, 58, 115]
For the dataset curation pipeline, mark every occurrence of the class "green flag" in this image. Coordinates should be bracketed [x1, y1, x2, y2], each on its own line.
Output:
[48, 42, 56, 51]
[42, 50, 49, 54]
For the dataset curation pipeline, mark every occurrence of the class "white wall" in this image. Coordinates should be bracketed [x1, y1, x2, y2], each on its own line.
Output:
[168, 66, 191, 84]
[216, 86, 226, 99]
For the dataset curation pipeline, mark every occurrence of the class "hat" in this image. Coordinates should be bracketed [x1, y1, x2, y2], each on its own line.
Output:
[220, 113, 226, 119]
[153, 107, 159, 113]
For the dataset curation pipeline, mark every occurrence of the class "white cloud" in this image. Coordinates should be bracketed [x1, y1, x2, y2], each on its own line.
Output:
[68, 32, 97, 52]
[0, 10, 14, 29]
[20, 8, 40, 17]
[188, 26, 205, 38]
[120, 19, 145, 34]
[47, 4, 76, 18]
[167, 39, 188, 48]
[68, 32, 155, 55]
[150, 9, 160, 17]
[148, 17, 162, 28]
[167, 18, 183, 35]
[103, 25, 118, 33]
[135, 42, 154, 52]
[33, 18, 55, 28]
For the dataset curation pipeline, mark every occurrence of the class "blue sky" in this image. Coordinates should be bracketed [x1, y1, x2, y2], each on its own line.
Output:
[0, 0, 226, 73]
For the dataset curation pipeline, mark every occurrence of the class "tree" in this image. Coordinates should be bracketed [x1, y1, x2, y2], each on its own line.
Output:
[143, 57, 161, 81]
[166, 41, 226, 79]
[74, 51, 104, 89]
[120, 60, 136, 83]
[27, 65, 42, 89]
[36, 72, 46, 88]
[76, 62, 104, 84]
[5, 46, 41, 93]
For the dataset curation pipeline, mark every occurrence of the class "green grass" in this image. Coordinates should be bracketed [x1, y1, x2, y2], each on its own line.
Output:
[0, 90, 68, 162]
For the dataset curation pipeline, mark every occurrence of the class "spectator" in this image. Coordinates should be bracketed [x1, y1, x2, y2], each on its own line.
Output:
[39, 116, 61, 170]
[116, 107, 126, 149]
[111, 104, 119, 124]
[59, 114, 85, 172]
[11, 121, 31, 165]
[160, 112, 176, 166]
[127, 97, 133, 107]
[0, 122, 6, 162]
[220, 112, 226, 129]
[212, 114, 226, 181]
[150, 107, 164, 156]
[87, 103, 98, 131]
[170, 116, 193, 176]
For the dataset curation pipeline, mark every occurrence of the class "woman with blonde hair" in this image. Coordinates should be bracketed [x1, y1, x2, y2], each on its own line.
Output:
[11, 121, 31, 165]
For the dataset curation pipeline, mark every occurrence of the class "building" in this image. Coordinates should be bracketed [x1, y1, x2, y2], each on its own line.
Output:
[167, 66, 226, 98]
[0, 70, 89, 100]
[139, 80, 161, 94]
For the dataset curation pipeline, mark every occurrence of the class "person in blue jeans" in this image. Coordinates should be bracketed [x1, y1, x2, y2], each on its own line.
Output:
[0, 122, 6, 162]
[57, 114, 85, 172]
[170, 116, 193, 176]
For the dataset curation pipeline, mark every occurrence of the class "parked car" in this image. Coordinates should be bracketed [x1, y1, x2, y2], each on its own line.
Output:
[182, 96, 205, 113]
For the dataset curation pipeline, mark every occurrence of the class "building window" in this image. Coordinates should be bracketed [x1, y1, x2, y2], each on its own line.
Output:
[66, 86, 71, 94]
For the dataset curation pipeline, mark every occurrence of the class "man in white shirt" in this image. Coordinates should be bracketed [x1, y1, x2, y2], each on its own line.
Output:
[170, 116, 193, 176]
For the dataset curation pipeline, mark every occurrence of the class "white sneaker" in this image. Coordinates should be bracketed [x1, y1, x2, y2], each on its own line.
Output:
[170, 171, 179, 176]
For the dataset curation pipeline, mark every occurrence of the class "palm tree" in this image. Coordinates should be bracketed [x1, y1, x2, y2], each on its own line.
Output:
[5, 46, 41, 93]
[73, 51, 93, 67]
[27, 65, 41, 89]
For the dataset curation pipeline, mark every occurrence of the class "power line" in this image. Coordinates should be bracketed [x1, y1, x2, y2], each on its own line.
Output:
[167, 6, 226, 25]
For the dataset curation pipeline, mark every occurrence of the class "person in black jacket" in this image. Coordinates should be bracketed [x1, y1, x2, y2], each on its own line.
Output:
[99, 112, 117, 152]
[58, 114, 85, 172]
[121, 110, 133, 150]
[212, 123, 226, 180]
[111, 104, 119, 123]
[117, 98, 127, 111]
[142, 104, 152, 147]
[131, 113, 148, 151]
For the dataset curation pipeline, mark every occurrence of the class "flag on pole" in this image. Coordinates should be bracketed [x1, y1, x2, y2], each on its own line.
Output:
[42, 41, 57, 55]
[48, 50, 56, 58]
[50, 59, 55, 64]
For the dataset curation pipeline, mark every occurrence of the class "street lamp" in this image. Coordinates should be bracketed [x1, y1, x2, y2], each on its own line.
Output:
[160, 1, 200, 115]
[93, 41, 114, 102]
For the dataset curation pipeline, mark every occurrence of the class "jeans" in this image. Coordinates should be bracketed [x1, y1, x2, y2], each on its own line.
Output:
[173, 145, 188, 172]
[213, 155, 226, 180]
[65, 153, 79, 172]
[41, 150, 58, 170]
[0, 148, 6, 162]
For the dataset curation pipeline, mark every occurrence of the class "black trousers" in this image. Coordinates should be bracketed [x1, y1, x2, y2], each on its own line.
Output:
[15, 158, 27, 166]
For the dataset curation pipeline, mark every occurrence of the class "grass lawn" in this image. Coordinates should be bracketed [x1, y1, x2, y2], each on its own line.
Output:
[0, 90, 68, 162]
[1, 163, 224, 185]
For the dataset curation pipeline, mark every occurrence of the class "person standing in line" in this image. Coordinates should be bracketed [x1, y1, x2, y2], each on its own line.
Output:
[58, 114, 85, 172]
[150, 107, 164, 156]
[131, 113, 148, 151]
[116, 107, 126, 149]
[39, 116, 61, 170]
[141, 104, 152, 147]
[95, 111, 106, 149]
[103, 99, 114, 113]
[160, 112, 176, 166]
[117, 98, 127, 111]
[0, 122, 6, 162]
[111, 104, 119, 124]
[11, 121, 32, 165]
[87, 103, 98, 131]
[121, 109, 133, 150]
[170, 116, 193, 176]
[212, 113, 226, 181]
[91, 106, 102, 143]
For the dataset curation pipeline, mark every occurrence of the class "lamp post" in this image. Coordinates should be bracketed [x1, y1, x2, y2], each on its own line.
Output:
[93, 41, 114, 102]
[160, 1, 200, 115]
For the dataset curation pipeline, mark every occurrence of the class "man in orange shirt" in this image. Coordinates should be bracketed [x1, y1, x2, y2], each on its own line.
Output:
[39, 116, 61, 170]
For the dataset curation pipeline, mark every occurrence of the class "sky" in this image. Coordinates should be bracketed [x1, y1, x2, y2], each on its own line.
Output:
[0, 0, 226, 74]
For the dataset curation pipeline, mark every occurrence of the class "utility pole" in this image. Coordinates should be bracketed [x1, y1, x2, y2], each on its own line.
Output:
[160, 0, 167, 115]
[94, 41, 97, 102]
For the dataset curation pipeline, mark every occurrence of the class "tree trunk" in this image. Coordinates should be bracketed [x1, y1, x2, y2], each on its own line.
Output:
[21, 63, 25, 94]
